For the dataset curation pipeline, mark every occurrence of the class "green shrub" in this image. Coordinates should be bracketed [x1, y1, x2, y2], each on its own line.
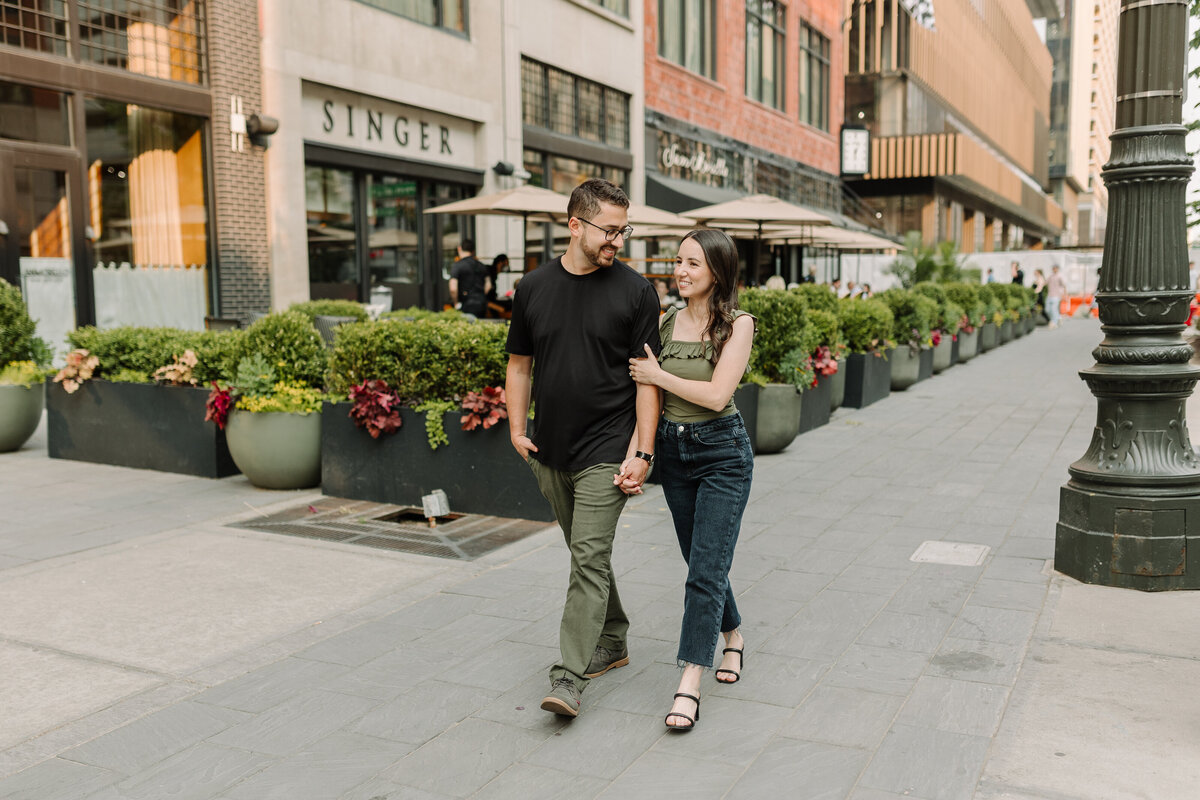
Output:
[327, 318, 509, 402]
[67, 327, 245, 384]
[837, 297, 893, 354]
[236, 311, 327, 387]
[287, 299, 370, 323]
[877, 288, 938, 347]
[790, 283, 838, 314]
[912, 282, 950, 332]
[976, 284, 1004, 325]
[942, 301, 964, 336]
[381, 306, 464, 322]
[0, 278, 39, 367]
[738, 288, 814, 384]
[944, 283, 985, 329]
[808, 309, 841, 350]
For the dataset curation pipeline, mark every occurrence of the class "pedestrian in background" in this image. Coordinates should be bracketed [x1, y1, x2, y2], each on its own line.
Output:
[1033, 268, 1047, 321]
[449, 239, 490, 317]
[1011, 260, 1025, 286]
[627, 229, 755, 732]
[505, 178, 662, 718]
[1046, 265, 1067, 329]
[986, 268, 996, 284]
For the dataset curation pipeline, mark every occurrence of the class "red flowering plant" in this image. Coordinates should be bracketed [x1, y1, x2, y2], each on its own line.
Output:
[348, 379, 404, 438]
[461, 386, 508, 431]
[811, 346, 839, 380]
[205, 383, 234, 429]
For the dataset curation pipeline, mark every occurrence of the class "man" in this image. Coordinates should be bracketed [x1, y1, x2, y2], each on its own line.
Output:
[505, 179, 661, 718]
[449, 239, 490, 317]
[1011, 260, 1025, 286]
[986, 268, 996, 284]
[1046, 264, 1067, 329]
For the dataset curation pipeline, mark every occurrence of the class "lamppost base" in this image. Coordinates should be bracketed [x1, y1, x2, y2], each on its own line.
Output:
[1055, 482, 1200, 591]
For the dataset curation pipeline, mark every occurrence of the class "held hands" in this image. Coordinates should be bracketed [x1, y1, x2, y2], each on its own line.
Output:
[628, 344, 663, 386]
[613, 455, 650, 495]
[512, 433, 538, 461]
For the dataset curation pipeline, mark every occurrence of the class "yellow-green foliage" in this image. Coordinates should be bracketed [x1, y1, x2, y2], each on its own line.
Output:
[235, 382, 323, 414]
[0, 360, 46, 388]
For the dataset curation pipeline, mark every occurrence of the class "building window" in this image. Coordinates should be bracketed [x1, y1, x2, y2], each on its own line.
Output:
[355, 0, 466, 33]
[798, 21, 829, 130]
[658, 0, 716, 79]
[521, 57, 631, 149]
[586, 0, 628, 16]
[85, 96, 210, 326]
[77, 1, 208, 85]
[1, 0, 70, 55]
[523, 149, 629, 195]
[745, 0, 785, 109]
[0, 79, 71, 145]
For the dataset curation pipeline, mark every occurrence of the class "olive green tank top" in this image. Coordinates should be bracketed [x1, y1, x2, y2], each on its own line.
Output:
[659, 306, 755, 423]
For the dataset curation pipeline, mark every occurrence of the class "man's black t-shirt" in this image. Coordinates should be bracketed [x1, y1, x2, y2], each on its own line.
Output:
[506, 257, 662, 472]
[451, 257, 488, 314]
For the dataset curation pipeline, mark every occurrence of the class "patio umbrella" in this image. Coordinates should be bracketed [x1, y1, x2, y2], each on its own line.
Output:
[423, 185, 571, 266]
[682, 194, 833, 284]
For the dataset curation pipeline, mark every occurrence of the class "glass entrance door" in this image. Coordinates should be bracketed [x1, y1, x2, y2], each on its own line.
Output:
[0, 150, 84, 360]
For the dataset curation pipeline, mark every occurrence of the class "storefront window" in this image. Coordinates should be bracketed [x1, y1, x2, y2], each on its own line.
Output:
[366, 174, 419, 287]
[1, 0, 70, 56]
[85, 96, 209, 328]
[307, 166, 357, 297]
[355, 0, 466, 33]
[78, 0, 207, 85]
[0, 79, 71, 145]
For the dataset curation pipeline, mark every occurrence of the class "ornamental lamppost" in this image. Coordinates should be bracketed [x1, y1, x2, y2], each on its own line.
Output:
[1055, 0, 1200, 590]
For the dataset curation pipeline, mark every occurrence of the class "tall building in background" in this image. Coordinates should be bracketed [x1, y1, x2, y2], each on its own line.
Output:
[1036, 0, 1117, 248]
[643, 0, 848, 282]
[844, 0, 1063, 251]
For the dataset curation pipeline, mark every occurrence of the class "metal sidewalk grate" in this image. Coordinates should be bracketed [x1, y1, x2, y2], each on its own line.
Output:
[229, 497, 552, 561]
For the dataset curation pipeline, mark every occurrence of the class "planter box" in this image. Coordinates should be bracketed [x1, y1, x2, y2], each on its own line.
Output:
[1013, 316, 1026, 338]
[0, 382, 44, 452]
[829, 357, 847, 412]
[321, 403, 553, 521]
[1026, 315, 1036, 334]
[932, 338, 953, 373]
[919, 347, 934, 381]
[950, 337, 959, 367]
[734, 383, 801, 455]
[227, 410, 321, 490]
[891, 347, 928, 391]
[980, 323, 999, 352]
[843, 350, 892, 409]
[47, 381, 237, 477]
[1000, 320, 1015, 343]
[957, 329, 980, 362]
[798, 371, 833, 434]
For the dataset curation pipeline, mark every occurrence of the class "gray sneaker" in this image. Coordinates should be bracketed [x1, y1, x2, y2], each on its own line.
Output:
[540, 678, 582, 717]
[584, 645, 630, 678]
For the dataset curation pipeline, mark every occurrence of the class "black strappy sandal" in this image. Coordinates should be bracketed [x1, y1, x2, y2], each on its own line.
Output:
[715, 647, 744, 684]
[664, 692, 700, 731]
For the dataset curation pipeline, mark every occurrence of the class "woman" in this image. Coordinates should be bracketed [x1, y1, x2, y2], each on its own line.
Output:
[627, 229, 755, 731]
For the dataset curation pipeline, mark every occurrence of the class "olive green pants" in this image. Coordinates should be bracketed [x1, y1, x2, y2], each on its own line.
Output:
[528, 458, 630, 691]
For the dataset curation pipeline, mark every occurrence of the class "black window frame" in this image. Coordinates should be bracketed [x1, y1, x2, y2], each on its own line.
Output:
[520, 56, 631, 150]
[352, 0, 469, 36]
[657, 0, 717, 80]
[798, 20, 829, 131]
[745, 0, 786, 110]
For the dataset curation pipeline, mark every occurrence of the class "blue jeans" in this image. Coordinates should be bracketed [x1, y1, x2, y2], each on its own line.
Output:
[656, 413, 754, 668]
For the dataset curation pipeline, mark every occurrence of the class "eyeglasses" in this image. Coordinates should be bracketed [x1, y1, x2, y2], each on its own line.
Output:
[576, 217, 634, 242]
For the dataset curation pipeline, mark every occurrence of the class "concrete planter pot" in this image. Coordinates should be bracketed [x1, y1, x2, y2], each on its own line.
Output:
[890, 346, 929, 391]
[1000, 320, 1015, 343]
[1013, 316, 1026, 338]
[829, 357, 847, 412]
[226, 409, 321, 490]
[932, 338, 954, 373]
[47, 381, 237, 477]
[844, 350, 892, 409]
[321, 403, 553, 521]
[798, 371, 833, 434]
[1025, 315, 1036, 334]
[980, 323, 999, 352]
[734, 383, 801, 455]
[957, 329, 980, 362]
[0, 382, 45, 452]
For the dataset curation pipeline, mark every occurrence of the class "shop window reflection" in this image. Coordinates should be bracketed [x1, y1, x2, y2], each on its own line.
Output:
[85, 97, 209, 329]
[306, 165, 357, 299]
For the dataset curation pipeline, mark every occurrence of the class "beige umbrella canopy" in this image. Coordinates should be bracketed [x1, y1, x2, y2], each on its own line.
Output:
[424, 185, 571, 266]
[768, 225, 899, 251]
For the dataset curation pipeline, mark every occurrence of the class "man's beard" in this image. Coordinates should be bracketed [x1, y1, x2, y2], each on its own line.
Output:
[581, 236, 618, 269]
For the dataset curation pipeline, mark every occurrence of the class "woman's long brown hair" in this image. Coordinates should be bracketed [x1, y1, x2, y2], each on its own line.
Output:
[681, 229, 741, 364]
